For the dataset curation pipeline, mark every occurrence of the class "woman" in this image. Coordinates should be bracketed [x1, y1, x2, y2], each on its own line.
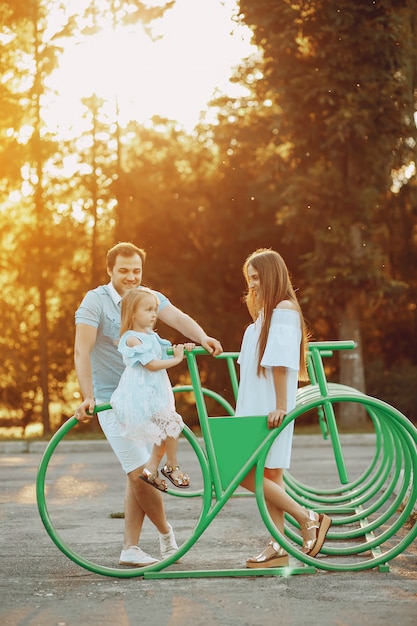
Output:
[235, 248, 331, 568]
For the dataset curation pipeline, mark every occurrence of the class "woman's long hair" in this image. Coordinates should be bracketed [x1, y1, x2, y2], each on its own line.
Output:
[119, 288, 159, 337]
[243, 248, 309, 381]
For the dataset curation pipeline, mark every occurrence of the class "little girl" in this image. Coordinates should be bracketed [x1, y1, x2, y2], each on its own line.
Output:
[110, 287, 194, 491]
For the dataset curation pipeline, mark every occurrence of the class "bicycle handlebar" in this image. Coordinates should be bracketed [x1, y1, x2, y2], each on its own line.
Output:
[166, 340, 356, 357]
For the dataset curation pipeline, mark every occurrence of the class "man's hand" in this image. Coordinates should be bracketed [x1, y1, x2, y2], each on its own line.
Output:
[74, 397, 96, 422]
[201, 336, 223, 356]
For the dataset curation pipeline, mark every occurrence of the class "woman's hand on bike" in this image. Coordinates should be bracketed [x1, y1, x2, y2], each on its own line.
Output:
[267, 408, 286, 429]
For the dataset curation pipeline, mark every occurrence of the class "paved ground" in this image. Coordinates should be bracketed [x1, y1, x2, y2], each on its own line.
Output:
[0, 433, 416, 626]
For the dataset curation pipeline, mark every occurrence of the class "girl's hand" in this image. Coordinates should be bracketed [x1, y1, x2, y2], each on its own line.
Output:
[172, 344, 185, 361]
[183, 342, 196, 352]
[267, 408, 286, 429]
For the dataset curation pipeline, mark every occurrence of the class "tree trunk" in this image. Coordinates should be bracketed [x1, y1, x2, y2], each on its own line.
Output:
[37, 267, 51, 436]
[33, 5, 51, 436]
[338, 298, 368, 429]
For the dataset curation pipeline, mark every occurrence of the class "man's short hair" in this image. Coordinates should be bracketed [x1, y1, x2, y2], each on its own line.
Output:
[106, 242, 146, 270]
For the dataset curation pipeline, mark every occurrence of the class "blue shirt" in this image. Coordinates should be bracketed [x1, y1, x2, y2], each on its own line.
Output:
[75, 284, 170, 402]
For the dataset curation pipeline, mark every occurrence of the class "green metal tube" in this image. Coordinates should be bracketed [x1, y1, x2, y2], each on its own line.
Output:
[36, 343, 416, 577]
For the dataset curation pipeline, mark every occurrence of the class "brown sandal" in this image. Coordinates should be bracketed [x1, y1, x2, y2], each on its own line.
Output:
[139, 468, 168, 492]
[302, 510, 332, 557]
[161, 465, 190, 488]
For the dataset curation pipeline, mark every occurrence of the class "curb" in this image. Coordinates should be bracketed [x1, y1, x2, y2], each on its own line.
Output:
[0, 433, 377, 455]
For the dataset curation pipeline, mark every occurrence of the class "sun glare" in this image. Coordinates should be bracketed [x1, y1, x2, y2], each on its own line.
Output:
[45, 0, 256, 134]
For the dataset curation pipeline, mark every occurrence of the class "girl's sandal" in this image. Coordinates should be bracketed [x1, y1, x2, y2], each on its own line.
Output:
[301, 509, 332, 557]
[139, 468, 168, 492]
[161, 464, 190, 488]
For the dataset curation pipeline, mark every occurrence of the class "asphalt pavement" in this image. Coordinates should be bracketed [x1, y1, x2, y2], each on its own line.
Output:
[0, 433, 416, 626]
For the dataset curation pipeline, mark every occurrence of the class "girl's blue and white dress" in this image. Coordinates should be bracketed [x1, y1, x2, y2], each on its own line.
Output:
[235, 308, 301, 469]
[110, 330, 184, 445]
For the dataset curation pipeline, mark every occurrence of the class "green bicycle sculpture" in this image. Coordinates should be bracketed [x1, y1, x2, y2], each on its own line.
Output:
[36, 341, 417, 578]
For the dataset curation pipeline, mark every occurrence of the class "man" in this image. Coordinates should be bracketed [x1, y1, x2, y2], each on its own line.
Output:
[74, 242, 222, 566]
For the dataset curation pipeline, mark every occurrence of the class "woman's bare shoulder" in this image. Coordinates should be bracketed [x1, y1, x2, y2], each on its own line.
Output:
[276, 299, 297, 310]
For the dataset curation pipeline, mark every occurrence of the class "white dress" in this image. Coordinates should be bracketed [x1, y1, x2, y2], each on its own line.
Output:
[110, 330, 184, 445]
[235, 308, 301, 469]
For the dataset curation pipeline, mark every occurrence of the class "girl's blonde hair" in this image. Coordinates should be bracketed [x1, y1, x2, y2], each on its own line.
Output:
[119, 288, 159, 336]
[243, 248, 309, 381]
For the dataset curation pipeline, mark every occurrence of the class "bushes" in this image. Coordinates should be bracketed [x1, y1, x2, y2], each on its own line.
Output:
[365, 359, 417, 424]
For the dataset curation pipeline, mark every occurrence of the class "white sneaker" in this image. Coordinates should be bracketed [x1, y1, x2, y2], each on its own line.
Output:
[119, 546, 159, 567]
[159, 523, 179, 559]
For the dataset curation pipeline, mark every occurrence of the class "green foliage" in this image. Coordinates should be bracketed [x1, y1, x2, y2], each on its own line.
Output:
[365, 358, 417, 423]
[235, 0, 417, 426]
[239, 0, 417, 312]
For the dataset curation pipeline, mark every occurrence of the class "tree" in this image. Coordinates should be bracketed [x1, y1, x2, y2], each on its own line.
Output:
[0, 0, 176, 434]
[0, 0, 73, 434]
[238, 0, 417, 427]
